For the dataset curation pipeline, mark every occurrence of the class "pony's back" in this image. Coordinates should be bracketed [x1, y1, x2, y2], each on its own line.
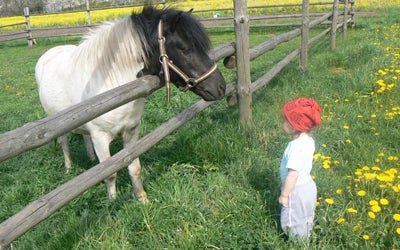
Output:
[36, 45, 81, 115]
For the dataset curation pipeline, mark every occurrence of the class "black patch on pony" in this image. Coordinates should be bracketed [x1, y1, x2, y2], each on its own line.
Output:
[131, 5, 211, 77]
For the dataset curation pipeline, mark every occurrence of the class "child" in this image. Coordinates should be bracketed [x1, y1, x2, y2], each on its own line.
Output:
[279, 97, 322, 242]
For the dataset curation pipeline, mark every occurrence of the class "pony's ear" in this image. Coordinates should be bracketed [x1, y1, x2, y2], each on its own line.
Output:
[168, 11, 184, 33]
[188, 8, 194, 14]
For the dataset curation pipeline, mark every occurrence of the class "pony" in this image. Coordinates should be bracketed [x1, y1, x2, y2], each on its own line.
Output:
[35, 5, 226, 203]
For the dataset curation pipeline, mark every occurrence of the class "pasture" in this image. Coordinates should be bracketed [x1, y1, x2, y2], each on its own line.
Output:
[0, 5, 399, 250]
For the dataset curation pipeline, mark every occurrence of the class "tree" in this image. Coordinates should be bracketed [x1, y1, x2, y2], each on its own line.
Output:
[0, 0, 47, 16]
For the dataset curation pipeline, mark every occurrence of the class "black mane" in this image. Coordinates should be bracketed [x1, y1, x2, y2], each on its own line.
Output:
[131, 5, 211, 54]
[130, 5, 211, 76]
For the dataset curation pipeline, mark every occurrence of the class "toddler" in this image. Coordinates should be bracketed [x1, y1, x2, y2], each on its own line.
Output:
[279, 98, 322, 242]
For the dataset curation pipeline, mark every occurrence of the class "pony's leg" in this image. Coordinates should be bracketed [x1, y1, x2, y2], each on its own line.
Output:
[90, 131, 117, 199]
[128, 158, 148, 203]
[122, 126, 148, 203]
[83, 134, 96, 162]
[57, 135, 72, 170]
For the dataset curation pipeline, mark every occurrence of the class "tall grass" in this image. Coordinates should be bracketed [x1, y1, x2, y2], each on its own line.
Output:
[0, 6, 399, 250]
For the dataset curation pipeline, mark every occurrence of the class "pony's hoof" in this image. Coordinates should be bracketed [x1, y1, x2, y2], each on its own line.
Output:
[108, 192, 117, 200]
[137, 194, 149, 204]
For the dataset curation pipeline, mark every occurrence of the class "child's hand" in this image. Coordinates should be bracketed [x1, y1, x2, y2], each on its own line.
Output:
[279, 195, 289, 207]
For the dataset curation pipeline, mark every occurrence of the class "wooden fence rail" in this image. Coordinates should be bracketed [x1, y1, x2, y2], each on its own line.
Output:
[0, 43, 230, 163]
[0, 75, 161, 163]
[0, 83, 235, 248]
[0, 0, 352, 248]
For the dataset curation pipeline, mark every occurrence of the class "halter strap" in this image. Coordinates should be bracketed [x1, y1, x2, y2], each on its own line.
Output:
[157, 20, 218, 102]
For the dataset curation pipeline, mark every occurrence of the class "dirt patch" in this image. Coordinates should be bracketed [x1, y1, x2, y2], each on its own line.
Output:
[329, 67, 347, 73]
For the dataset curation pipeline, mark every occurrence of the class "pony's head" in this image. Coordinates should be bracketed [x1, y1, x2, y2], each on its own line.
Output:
[133, 6, 226, 101]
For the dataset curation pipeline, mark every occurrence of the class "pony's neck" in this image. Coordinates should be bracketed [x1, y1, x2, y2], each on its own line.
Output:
[74, 17, 149, 87]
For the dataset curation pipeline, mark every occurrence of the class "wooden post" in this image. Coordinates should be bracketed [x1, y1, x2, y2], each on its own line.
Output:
[330, 0, 339, 50]
[234, 0, 252, 129]
[300, 0, 309, 72]
[23, 7, 33, 48]
[86, 0, 91, 26]
[350, 0, 355, 28]
[343, 0, 348, 39]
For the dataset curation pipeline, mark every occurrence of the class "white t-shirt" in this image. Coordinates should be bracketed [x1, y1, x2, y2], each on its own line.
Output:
[280, 133, 315, 185]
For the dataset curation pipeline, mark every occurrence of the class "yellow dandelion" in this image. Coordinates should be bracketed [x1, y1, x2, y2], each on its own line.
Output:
[372, 166, 381, 171]
[371, 205, 381, 213]
[313, 153, 322, 160]
[364, 173, 377, 180]
[347, 207, 358, 213]
[380, 198, 389, 205]
[368, 211, 376, 219]
[363, 235, 370, 240]
[397, 228, 400, 235]
[354, 225, 362, 231]
[357, 190, 367, 196]
[336, 189, 343, 194]
[337, 217, 346, 224]
[343, 125, 350, 129]
[393, 214, 400, 221]
[325, 198, 334, 205]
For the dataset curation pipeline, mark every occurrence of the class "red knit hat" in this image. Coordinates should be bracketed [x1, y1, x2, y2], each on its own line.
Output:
[283, 98, 322, 132]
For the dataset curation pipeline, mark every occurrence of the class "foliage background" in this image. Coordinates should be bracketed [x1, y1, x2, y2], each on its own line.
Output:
[1, 0, 400, 31]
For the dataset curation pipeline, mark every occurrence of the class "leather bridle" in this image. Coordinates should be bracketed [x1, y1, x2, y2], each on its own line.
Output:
[158, 20, 218, 101]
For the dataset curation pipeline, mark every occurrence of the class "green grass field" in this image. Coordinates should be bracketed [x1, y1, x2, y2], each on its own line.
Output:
[0, 6, 399, 249]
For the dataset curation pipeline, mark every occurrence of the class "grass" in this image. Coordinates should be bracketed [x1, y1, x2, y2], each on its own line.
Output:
[0, 6, 399, 250]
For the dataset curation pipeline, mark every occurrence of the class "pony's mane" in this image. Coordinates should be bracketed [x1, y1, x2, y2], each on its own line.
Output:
[73, 17, 148, 83]
[71, 6, 211, 84]
[135, 6, 211, 53]
[171, 9, 211, 53]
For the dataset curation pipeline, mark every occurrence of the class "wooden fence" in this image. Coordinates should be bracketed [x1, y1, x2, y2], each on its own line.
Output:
[0, 0, 353, 248]
[0, 1, 355, 47]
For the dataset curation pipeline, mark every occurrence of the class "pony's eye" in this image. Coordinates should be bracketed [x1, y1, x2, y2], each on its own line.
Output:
[181, 46, 192, 54]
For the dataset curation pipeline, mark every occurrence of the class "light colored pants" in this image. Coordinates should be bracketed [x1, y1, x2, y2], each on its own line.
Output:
[280, 178, 317, 241]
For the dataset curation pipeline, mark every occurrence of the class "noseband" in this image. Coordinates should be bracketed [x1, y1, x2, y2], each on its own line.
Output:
[158, 20, 218, 101]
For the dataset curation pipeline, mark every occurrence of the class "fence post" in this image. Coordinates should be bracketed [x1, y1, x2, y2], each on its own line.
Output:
[330, 0, 339, 50]
[86, 0, 91, 26]
[234, 0, 252, 129]
[23, 7, 33, 48]
[300, 0, 309, 72]
[350, 0, 355, 28]
[342, 0, 348, 39]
